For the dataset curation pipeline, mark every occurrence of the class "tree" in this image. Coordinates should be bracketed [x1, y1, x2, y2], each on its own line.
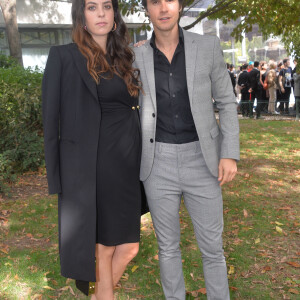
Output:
[0, 0, 23, 66]
[210, 0, 300, 60]
[120, 0, 300, 60]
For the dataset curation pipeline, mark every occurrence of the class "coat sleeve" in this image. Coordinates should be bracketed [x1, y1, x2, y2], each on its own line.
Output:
[42, 46, 62, 194]
[210, 36, 240, 161]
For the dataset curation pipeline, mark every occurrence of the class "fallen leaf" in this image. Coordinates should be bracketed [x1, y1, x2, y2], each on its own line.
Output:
[275, 221, 284, 226]
[69, 286, 75, 296]
[229, 286, 238, 291]
[228, 265, 235, 275]
[153, 254, 159, 260]
[131, 265, 139, 273]
[255, 238, 260, 244]
[261, 266, 272, 273]
[32, 294, 42, 300]
[243, 209, 248, 218]
[288, 288, 299, 294]
[14, 274, 19, 280]
[276, 226, 283, 233]
[286, 261, 300, 268]
[43, 286, 54, 290]
[66, 278, 72, 284]
[0, 248, 9, 254]
[198, 287, 206, 294]
[155, 278, 161, 286]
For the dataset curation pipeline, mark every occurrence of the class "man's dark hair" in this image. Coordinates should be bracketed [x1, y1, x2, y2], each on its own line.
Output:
[254, 61, 259, 68]
[229, 64, 234, 69]
[142, 0, 184, 10]
[283, 58, 288, 65]
[277, 62, 283, 68]
[242, 63, 248, 70]
[226, 63, 230, 69]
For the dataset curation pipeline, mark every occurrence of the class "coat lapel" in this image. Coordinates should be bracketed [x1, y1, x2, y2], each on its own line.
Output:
[142, 42, 157, 112]
[183, 30, 197, 110]
[69, 44, 98, 102]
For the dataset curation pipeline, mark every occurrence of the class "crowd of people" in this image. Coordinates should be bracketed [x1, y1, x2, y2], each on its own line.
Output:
[227, 58, 299, 119]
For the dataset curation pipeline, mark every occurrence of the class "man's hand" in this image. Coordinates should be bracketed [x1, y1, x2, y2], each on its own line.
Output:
[218, 158, 237, 186]
[281, 87, 285, 93]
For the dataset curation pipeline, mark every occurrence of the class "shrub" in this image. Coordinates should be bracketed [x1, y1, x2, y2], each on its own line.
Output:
[0, 60, 44, 193]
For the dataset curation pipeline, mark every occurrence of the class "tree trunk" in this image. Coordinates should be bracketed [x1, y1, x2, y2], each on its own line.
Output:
[0, 0, 23, 66]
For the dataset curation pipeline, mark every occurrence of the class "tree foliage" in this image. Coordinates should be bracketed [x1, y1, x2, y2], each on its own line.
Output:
[120, 0, 300, 59]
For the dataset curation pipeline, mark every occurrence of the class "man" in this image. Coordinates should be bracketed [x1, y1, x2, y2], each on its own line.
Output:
[227, 63, 237, 96]
[279, 58, 293, 114]
[238, 63, 251, 117]
[248, 61, 263, 119]
[134, 0, 239, 299]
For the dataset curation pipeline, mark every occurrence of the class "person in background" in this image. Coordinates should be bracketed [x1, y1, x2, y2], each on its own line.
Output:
[260, 61, 269, 113]
[292, 63, 300, 120]
[227, 63, 237, 97]
[267, 62, 279, 114]
[248, 61, 263, 119]
[278, 58, 293, 114]
[238, 63, 251, 117]
[292, 59, 297, 111]
[276, 61, 284, 112]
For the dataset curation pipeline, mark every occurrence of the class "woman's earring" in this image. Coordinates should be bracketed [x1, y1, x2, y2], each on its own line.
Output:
[84, 25, 87, 31]
[111, 21, 117, 32]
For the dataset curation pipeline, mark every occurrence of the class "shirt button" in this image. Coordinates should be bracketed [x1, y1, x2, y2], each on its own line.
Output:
[170, 73, 173, 76]
[152, 113, 155, 118]
[150, 138, 154, 143]
[172, 94, 175, 98]
[175, 114, 178, 118]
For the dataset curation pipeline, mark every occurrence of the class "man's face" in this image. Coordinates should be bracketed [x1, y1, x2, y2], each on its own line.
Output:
[146, 0, 181, 33]
[285, 60, 290, 67]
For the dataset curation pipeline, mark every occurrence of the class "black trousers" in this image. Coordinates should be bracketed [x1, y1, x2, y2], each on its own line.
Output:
[241, 92, 250, 116]
[278, 87, 291, 112]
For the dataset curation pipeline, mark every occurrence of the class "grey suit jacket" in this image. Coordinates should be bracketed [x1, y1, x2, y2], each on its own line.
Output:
[134, 29, 240, 181]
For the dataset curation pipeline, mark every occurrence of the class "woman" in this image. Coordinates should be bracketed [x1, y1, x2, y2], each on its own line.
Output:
[42, 0, 144, 298]
[267, 62, 279, 114]
[260, 61, 269, 113]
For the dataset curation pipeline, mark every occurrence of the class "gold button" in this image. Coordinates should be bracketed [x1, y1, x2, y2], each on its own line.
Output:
[137, 105, 140, 109]
[132, 106, 136, 110]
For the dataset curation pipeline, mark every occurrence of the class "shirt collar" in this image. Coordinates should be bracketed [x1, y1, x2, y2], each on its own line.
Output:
[150, 26, 184, 50]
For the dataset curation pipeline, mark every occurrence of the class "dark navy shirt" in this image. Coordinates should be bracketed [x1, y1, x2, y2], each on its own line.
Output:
[150, 27, 199, 144]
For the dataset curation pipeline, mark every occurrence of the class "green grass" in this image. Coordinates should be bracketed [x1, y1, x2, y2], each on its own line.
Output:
[0, 120, 299, 299]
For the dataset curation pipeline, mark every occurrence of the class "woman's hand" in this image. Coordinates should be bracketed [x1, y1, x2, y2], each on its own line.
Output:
[133, 40, 147, 48]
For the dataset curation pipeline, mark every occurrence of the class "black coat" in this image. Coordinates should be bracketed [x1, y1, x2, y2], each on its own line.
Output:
[238, 70, 250, 94]
[42, 43, 148, 283]
[248, 68, 261, 91]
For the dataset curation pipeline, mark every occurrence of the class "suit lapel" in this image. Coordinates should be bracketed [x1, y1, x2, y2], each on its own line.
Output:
[142, 42, 157, 112]
[183, 30, 197, 109]
[69, 44, 98, 102]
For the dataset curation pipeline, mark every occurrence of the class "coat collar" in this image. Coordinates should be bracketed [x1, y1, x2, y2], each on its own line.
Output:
[68, 43, 98, 101]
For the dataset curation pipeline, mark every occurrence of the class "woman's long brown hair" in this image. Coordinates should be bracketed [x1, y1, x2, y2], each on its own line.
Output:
[71, 0, 142, 97]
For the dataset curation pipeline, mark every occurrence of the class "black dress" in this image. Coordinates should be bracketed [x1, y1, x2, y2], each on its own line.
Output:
[96, 71, 141, 246]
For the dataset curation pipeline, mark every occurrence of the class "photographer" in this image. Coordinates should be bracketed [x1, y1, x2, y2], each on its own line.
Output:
[278, 58, 293, 114]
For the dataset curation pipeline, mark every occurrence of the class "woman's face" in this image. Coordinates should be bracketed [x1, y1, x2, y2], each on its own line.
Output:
[84, 0, 114, 46]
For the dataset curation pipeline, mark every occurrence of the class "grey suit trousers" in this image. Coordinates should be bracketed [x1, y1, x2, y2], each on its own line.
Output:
[143, 141, 230, 300]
